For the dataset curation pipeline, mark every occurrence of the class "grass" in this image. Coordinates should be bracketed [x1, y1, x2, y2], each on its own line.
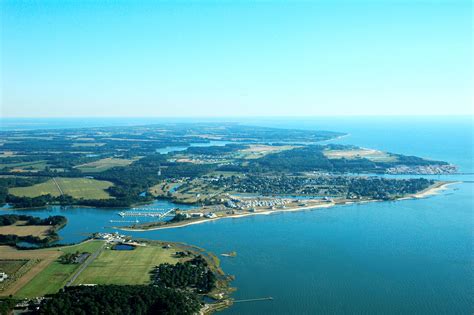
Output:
[0, 160, 48, 172]
[0, 246, 61, 297]
[74, 157, 137, 172]
[73, 244, 180, 285]
[0, 260, 28, 274]
[236, 145, 298, 159]
[323, 148, 398, 162]
[9, 177, 113, 200]
[13, 241, 104, 298]
[0, 222, 52, 239]
[71, 142, 105, 147]
[12, 241, 182, 297]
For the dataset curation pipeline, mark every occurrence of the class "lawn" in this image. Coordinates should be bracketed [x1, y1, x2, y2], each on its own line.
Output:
[13, 241, 104, 298]
[74, 157, 137, 172]
[73, 244, 181, 285]
[9, 177, 113, 200]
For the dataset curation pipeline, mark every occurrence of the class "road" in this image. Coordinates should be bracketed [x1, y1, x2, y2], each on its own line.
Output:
[65, 242, 106, 287]
[52, 177, 64, 196]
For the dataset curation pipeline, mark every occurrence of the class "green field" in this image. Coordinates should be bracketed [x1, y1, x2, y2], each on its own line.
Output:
[0, 160, 48, 171]
[74, 244, 180, 285]
[15, 241, 105, 298]
[9, 177, 113, 200]
[14, 241, 182, 298]
[74, 157, 137, 172]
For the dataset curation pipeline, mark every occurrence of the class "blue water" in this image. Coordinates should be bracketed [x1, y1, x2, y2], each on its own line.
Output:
[2, 117, 473, 314]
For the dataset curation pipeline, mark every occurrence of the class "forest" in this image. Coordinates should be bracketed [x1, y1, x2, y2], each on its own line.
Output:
[35, 285, 201, 315]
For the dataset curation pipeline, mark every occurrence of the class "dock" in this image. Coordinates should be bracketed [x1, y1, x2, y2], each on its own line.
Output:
[118, 208, 176, 219]
[234, 297, 273, 303]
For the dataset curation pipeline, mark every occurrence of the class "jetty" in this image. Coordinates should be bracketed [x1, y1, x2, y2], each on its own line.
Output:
[118, 208, 176, 218]
[234, 297, 273, 303]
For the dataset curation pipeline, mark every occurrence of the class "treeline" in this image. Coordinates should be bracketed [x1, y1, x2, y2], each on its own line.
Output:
[35, 285, 201, 315]
[0, 214, 66, 227]
[0, 215, 67, 246]
[0, 177, 49, 206]
[89, 154, 216, 207]
[185, 144, 247, 155]
[222, 145, 447, 174]
[5, 194, 74, 209]
[150, 256, 216, 293]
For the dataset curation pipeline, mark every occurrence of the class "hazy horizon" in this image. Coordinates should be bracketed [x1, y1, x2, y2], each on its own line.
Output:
[1, 0, 472, 118]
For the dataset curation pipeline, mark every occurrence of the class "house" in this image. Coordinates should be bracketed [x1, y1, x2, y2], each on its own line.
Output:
[0, 272, 8, 282]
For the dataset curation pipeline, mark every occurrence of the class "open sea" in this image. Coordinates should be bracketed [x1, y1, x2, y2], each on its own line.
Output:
[1, 116, 473, 314]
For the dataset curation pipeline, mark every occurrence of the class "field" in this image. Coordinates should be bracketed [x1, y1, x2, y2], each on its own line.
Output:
[0, 160, 48, 172]
[0, 222, 52, 239]
[237, 145, 298, 159]
[73, 244, 182, 285]
[0, 246, 62, 297]
[12, 241, 104, 298]
[74, 157, 137, 172]
[323, 148, 398, 162]
[9, 177, 113, 200]
[0, 260, 28, 274]
[5, 240, 184, 298]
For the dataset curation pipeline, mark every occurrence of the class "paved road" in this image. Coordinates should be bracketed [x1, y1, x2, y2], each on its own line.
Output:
[65, 242, 106, 287]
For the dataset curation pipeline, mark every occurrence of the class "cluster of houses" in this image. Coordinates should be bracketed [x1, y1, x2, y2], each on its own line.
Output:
[95, 232, 128, 243]
[386, 164, 457, 175]
[181, 212, 217, 219]
[95, 232, 146, 247]
[225, 197, 292, 211]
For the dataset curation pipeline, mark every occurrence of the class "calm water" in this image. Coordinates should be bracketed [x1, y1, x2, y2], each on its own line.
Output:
[2, 117, 473, 314]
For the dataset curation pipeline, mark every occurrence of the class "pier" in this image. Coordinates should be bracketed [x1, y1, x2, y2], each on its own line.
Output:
[118, 208, 176, 219]
[234, 297, 273, 303]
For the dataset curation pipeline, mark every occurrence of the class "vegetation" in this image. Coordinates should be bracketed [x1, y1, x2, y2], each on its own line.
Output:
[0, 123, 453, 209]
[0, 298, 18, 315]
[151, 256, 216, 293]
[36, 285, 201, 315]
[74, 157, 138, 173]
[0, 215, 67, 246]
[9, 177, 113, 200]
[14, 241, 104, 298]
[73, 243, 181, 285]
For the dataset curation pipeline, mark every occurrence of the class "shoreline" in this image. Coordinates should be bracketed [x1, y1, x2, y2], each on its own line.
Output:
[119, 181, 457, 232]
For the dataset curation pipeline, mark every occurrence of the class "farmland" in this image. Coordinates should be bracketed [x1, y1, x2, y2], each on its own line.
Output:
[0, 222, 52, 239]
[74, 157, 138, 172]
[73, 243, 183, 285]
[2, 240, 206, 299]
[12, 241, 104, 298]
[9, 177, 113, 200]
[0, 246, 62, 297]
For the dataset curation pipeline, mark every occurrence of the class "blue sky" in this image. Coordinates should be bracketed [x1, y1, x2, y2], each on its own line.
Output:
[1, 0, 472, 117]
